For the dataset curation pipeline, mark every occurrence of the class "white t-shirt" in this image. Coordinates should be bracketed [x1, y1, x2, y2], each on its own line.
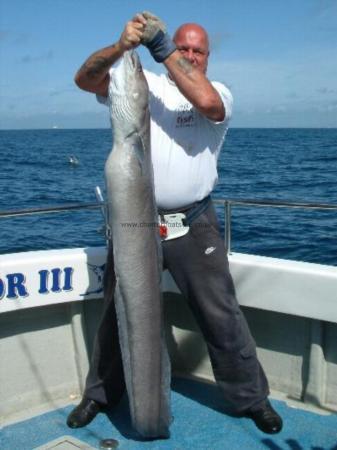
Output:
[98, 66, 233, 210]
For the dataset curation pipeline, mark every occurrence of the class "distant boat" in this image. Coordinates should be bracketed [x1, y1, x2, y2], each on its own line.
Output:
[52, 125, 59, 129]
[68, 155, 79, 165]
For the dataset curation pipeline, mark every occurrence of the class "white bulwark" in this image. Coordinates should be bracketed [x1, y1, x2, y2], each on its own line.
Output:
[0, 247, 107, 313]
[0, 247, 337, 323]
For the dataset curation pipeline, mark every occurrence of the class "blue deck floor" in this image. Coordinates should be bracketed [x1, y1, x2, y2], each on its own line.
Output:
[2, 378, 337, 450]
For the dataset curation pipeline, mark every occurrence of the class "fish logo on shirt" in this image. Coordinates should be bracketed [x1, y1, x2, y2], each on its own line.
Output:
[176, 103, 196, 128]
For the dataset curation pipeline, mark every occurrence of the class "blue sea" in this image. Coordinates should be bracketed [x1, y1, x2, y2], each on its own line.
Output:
[0, 128, 336, 266]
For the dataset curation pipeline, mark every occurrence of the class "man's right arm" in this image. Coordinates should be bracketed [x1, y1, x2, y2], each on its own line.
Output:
[74, 43, 124, 96]
[74, 13, 147, 97]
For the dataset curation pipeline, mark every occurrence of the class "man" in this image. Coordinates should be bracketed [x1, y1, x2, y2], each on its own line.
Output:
[67, 12, 283, 435]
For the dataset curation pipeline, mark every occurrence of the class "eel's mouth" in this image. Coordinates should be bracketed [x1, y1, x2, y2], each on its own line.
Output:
[125, 50, 142, 73]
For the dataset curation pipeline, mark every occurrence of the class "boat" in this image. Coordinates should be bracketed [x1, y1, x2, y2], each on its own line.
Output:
[68, 155, 79, 166]
[1, 196, 337, 449]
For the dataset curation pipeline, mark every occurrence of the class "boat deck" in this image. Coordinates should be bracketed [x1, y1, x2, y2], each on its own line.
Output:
[2, 378, 337, 450]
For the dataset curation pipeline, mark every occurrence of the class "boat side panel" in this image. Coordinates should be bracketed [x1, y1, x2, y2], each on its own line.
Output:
[1, 248, 337, 420]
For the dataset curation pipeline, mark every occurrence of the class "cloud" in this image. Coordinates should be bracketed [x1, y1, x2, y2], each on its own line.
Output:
[209, 47, 337, 105]
[326, 100, 337, 111]
[286, 92, 300, 99]
[0, 30, 33, 44]
[0, 30, 10, 41]
[312, 0, 337, 15]
[209, 31, 232, 52]
[317, 87, 336, 94]
[49, 86, 77, 97]
[310, 0, 337, 32]
[21, 50, 54, 64]
[14, 32, 33, 45]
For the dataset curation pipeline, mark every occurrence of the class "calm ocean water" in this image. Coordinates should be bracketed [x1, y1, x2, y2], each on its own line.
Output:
[0, 128, 336, 266]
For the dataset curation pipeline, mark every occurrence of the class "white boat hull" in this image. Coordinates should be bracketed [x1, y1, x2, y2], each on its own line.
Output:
[1, 247, 337, 422]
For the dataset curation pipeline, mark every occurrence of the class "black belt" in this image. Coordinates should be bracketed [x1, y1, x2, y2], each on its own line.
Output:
[159, 195, 211, 226]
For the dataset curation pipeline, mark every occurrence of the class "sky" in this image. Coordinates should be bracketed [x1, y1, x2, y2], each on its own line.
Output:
[0, 0, 336, 129]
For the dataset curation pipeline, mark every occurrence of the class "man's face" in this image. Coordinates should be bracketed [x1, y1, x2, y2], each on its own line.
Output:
[174, 26, 209, 74]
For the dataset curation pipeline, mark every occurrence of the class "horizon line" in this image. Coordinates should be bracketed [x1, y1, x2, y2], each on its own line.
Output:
[1, 126, 337, 132]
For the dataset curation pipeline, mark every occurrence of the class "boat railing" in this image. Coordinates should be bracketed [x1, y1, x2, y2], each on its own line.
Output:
[213, 198, 337, 254]
[1, 188, 337, 255]
[0, 201, 105, 218]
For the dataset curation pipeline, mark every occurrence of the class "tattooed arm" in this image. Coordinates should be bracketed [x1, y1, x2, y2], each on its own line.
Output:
[139, 12, 224, 122]
[74, 43, 122, 96]
[163, 51, 225, 122]
[74, 14, 146, 96]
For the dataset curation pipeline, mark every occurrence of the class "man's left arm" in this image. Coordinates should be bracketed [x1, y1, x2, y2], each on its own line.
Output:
[140, 11, 225, 122]
[163, 52, 225, 122]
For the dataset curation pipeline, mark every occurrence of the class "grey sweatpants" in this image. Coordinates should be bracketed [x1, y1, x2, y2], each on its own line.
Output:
[85, 200, 269, 413]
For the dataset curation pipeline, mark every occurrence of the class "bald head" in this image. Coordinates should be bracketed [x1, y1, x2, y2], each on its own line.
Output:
[174, 23, 209, 48]
[173, 23, 210, 73]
